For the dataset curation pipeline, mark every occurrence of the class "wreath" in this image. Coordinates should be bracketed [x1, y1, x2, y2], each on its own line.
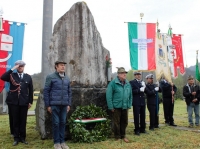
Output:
[68, 104, 111, 143]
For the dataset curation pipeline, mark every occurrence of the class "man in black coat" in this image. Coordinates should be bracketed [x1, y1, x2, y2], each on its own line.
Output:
[0, 60, 33, 146]
[130, 71, 147, 136]
[160, 77, 177, 126]
[183, 75, 200, 127]
[145, 74, 161, 130]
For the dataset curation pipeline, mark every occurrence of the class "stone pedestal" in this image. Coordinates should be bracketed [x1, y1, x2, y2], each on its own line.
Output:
[35, 88, 107, 139]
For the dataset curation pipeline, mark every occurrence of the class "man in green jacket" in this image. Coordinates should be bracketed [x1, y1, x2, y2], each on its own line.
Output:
[106, 67, 132, 143]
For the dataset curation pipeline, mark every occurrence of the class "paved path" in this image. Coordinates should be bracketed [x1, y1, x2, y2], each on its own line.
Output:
[27, 110, 35, 116]
[129, 119, 200, 133]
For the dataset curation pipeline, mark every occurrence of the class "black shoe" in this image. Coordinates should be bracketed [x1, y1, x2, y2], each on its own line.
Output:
[21, 140, 28, 144]
[140, 130, 148, 134]
[135, 132, 140, 136]
[13, 141, 18, 146]
[154, 126, 159, 128]
[165, 122, 170, 125]
[149, 128, 154, 131]
[170, 123, 177, 127]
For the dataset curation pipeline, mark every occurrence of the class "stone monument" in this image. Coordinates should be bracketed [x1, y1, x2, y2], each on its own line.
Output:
[35, 2, 110, 139]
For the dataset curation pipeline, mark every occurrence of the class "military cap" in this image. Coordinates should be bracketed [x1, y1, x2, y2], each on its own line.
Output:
[145, 74, 154, 79]
[15, 60, 26, 66]
[187, 75, 194, 80]
[117, 67, 127, 73]
[55, 60, 67, 65]
[134, 71, 142, 75]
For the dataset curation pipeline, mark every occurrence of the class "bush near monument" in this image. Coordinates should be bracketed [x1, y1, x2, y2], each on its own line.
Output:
[68, 104, 111, 143]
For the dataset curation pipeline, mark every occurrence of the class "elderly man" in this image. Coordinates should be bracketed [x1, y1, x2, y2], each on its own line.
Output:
[160, 77, 177, 126]
[130, 71, 147, 135]
[106, 67, 132, 143]
[145, 74, 161, 130]
[183, 75, 200, 127]
[1, 60, 33, 146]
[44, 60, 72, 149]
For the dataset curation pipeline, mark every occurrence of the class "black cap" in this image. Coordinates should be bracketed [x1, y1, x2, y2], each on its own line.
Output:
[55, 61, 67, 65]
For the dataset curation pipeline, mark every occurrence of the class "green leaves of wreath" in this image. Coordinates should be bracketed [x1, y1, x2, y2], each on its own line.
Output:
[68, 104, 111, 143]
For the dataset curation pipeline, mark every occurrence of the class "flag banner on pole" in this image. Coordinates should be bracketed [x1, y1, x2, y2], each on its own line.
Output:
[155, 34, 172, 82]
[0, 20, 25, 92]
[172, 34, 185, 78]
[166, 35, 175, 78]
[196, 53, 200, 82]
[128, 22, 156, 70]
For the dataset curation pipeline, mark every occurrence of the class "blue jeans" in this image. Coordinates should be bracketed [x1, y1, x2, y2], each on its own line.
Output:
[51, 105, 67, 144]
[187, 103, 199, 125]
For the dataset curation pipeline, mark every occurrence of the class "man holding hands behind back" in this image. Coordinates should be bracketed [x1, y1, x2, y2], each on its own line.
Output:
[1, 60, 33, 146]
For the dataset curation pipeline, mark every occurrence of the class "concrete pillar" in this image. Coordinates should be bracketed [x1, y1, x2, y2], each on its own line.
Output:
[41, 0, 53, 88]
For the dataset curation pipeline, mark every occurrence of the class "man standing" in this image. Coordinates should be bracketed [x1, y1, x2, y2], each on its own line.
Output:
[183, 75, 200, 127]
[1, 60, 33, 146]
[44, 61, 71, 149]
[130, 71, 147, 135]
[160, 77, 177, 126]
[106, 67, 132, 143]
[145, 74, 161, 130]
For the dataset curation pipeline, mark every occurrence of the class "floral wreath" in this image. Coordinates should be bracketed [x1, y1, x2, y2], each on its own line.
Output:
[68, 104, 111, 143]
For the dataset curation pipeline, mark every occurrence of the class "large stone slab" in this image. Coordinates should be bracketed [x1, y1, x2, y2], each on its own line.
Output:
[36, 1, 110, 139]
[48, 2, 109, 87]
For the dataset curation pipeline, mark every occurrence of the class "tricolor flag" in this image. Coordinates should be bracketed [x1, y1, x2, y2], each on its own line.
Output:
[0, 20, 25, 92]
[128, 22, 156, 70]
[196, 51, 200, 82]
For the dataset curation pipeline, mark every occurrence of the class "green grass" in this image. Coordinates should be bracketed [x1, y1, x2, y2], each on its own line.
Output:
[1, 100, 200, 149]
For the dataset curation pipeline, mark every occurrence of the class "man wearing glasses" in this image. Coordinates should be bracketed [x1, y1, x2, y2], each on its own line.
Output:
[183, 75, 200, 127]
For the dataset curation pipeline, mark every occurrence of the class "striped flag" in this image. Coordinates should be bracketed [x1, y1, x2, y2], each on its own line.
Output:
[0, 20, 25, 92]
[128, 22, 156, 70]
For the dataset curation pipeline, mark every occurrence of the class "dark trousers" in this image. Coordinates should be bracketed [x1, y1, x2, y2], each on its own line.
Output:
[10, 104, 28, 141]
[8, 104, 14, 135]
[147, 104, 159, 128]
[112, 108, 128, 139]
[133, 105, 146, 132]
[163, 98, 174, 123]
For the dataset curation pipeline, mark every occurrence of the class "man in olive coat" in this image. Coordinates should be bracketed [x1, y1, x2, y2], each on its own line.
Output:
[106, 67, 132, 143]
[1, 60, 33, 146]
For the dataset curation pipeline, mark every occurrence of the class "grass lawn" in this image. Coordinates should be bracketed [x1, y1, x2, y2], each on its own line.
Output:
[1, 99, 200, 149]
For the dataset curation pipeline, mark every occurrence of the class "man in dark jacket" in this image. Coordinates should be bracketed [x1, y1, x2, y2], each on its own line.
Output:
[44, 60, 71, 149]
[183, 75, 200, 127]
[130, 71, 147, 135]
[145, 74, 161, 130]
[160, 77, 177, 126]
[1, 60, 33, 146]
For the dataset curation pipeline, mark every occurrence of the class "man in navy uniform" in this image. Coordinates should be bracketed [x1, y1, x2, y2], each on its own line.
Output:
[1, 60, 33, 146]
[160, 77, 177, 126]
[130, 71, 147, 136]
[145, 74, 161, 130]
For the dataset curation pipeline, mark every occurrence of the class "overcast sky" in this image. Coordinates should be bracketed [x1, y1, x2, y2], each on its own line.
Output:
[1, 0, 200, 74]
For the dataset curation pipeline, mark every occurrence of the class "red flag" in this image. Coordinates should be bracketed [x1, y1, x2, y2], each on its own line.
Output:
[172, 34, 185, 78]
[0, 20, 10, 92]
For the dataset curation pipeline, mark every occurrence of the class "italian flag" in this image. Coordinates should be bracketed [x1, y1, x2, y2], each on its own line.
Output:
[128, 22, 156, 70]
